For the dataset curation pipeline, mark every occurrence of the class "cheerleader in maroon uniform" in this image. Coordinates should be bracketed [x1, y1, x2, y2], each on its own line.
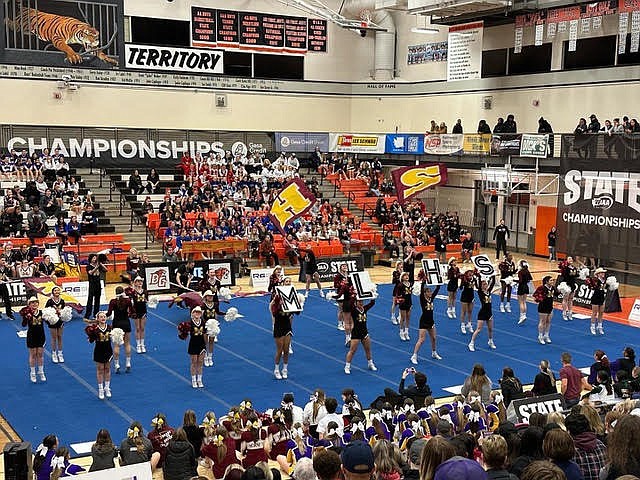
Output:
[344, 298, 377, 374]
[126, 277, 148, 353]
[107, 286, 134, 373]
[240, 413, 269, 468]
[393, 272, 413, 341]
[334, 263, 355, 346]
[459, 270, 476, 335]
[446, 258, 460, 319]
[185, 306, 206, 388]
[86, 311, 113, 399]
[268, 266, 284, 296]
[588, 267, 607, 336]
[533, 276, 556, 344]
[516, 260, 533, 325]
[22, 296, 46, 383]
[390, 261, 403, 325]
[270, 277, 295, 380]
[45, 286, 65, 363]
[559, 256, 579, 320]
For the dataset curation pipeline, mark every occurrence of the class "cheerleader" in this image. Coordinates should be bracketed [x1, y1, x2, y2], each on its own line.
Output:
[240, 413, 269, 468]
[411, 281, 442, 364]
[468, 275, 497, 352]
[393, 272, 412, 341]
[107, 286, 133, 373]
[589, 267, 607, 336]
[200, 425, 237, 479]
[498, 253, 517, 313]
[533, 276, 556, 344]
[390, 261, 403, 325]
[344, 298, 377, 374]
[88, 311, 113, 399]
[201, 290, 218, 367]
[270, 277, 295, 380]
[333, 263, 349, 333]
[126, 277, 148, 353]
[516, 260, 533, 325]
[334, 263, 355, 345]
[446, 258, 460, 319]
[268, 265, 284, 297]
[560, 256, 579, 320]
[22, 296, 46, 383]
[459, 270, 476, 335]
[45, 286, 65, 363]
[199, 268, 226, 317]
[188, 306, 207, 387]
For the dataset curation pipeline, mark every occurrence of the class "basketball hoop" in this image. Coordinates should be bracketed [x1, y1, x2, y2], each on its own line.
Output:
[482, 190, 494, 205]
[359, 9, 372, 28]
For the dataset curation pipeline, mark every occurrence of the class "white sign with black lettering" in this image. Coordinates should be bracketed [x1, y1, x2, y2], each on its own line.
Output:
[125, 44, 224, 74]
[629, 298, 640, 324]
[471, 254, 495, 278]
[421, 259, 444, 285]
[275, 285, 303, 313]
[349, 271, 376, 300]
[507, 393, 565, 423]
[250, 269, 272, 289]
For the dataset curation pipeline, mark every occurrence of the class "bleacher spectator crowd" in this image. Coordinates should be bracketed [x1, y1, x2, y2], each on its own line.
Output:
[32, 346, 640, 480]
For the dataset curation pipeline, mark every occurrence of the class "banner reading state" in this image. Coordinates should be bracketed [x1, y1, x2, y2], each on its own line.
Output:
[391, 164, 448, 204]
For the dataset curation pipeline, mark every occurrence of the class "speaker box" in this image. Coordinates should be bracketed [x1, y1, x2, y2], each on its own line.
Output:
[3, 442, 32, 480]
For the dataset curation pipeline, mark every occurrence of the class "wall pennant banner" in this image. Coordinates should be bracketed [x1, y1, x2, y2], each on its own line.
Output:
[391, 164, 448, 204]
[269, 178, 317, 234]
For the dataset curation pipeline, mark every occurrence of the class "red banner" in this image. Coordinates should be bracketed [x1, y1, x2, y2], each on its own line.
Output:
[269, 178, 317, 234]
[391, 164, 448, 204]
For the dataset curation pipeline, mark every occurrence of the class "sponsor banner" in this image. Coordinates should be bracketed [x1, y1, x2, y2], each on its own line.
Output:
[275, 133, 329, 153]
[471, 254, 496, 278]
[60, 281, 108, 306]
[0, 279, 105, 309]
[275, 285, 303, 312]
[423, 134, 464, 155]
[317, 255, 365, 283]
[462, 134, 491, 155]
[141, 260, 235, 293]
[250, 268, 273, 289]
[507, 393, 565, 423]
[447, 21, 484, 82]
[329, 134, 386, 154]
[420, 259, 445, 285]
[553, 277, 622, 312]
[385, 134, 424, 154]
[407, 41, 448, 65]
[391, 164, 448, 204]
[269, 178, 317, 235]
[0, 280, 29, 309]
[125, 44, 224, 75]
[490, 134, 522, 156]
[557, 156, 640, 265]
[629, 299, 640, 323]
[349, 271, 376, 300]
[0, 0, 122, 70]
[520, 134, 549, 158]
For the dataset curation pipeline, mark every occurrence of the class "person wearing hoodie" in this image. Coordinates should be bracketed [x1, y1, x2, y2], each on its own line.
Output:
[542, 429, 585, 480]
[564, 413, 606, 480]
[89, 429, 118, 471]
[482, 435, 518, 480]
[510, 427, 544, 478]
[163, 427, 198, 480]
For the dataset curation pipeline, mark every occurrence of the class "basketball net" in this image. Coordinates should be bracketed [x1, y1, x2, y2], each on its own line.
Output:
[359, 9, 372, 28]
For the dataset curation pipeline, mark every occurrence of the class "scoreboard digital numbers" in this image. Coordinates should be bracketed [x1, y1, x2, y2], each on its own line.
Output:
[191, 6, 327, 53]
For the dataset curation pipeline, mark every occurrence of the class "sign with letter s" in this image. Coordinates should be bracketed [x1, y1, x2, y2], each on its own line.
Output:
[507, 393, 565, 423]
[471, 254, 495, 278]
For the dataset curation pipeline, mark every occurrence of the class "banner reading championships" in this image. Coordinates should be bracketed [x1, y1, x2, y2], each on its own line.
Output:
[557, 156, 640, 264]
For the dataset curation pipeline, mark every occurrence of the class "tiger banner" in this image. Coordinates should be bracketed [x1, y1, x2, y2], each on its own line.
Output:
[269, 178, 317, 234]
[391, 164, 448, 204]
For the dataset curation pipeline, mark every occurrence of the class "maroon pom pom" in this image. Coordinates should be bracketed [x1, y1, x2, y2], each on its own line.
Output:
[85, 324, 99, 343]
[177, 321, 191, 340]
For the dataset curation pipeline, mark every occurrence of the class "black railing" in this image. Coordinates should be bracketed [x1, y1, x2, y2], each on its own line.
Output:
[347, 191, 355, 211]
[333, 178, 341, 198]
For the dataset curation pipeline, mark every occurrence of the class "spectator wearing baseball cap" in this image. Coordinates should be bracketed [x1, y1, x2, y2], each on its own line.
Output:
[436, 420, 453, 440]
[434, 456, 488, 480]
[341, 441, 375, 479]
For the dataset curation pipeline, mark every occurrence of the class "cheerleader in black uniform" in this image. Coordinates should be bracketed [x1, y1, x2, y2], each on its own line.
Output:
[22, 296, 46, 383]
[344, 299, 377, 374]
[107, 286, 133, 373]
[589, 268, 607, 336]
[270, 277, 295, 380]
[498, 253, 517, 313]
[187, 306, 206, 388]
[45, 286, 65, 364]
[199, 268, 226, 316]
[333, 263, 349, 333]
[91, 311, 113, 400]
[411, 282, 442, 364]
[459, 270, 476, 335]
[468, 275, 497, 352]
[446, 258, 460, 319]
[335, 263, 355, 346]
[393, 272, 413, 341]
[516, 260, 533, 325]
[560, 256, 579, 321]
[533, 276, 556, 344]
[126, 277, 148, 354]
[390, 261, 403, 325]
[201, 290, 218, 367]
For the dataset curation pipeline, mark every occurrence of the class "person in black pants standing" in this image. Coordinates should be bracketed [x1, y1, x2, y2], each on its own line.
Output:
[0, 256, 14, 319]
[84, 253, 107, 321]
[493, 219, 510, 259]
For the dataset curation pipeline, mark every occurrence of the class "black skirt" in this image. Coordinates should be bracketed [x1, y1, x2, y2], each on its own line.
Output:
[93, 340, 113, 363]
[26, 324, 45, 349]
[419, 313, 434, 330]
[591, 289, 605, 306]
[460, 288, 474, 303]
[478, 306, 493, 321]
[273, 313, 293, 338]
[517, 282, 529, 296]
[188, 333, 206, 355]
[351, 322, 369, 340]
[47, 319, 63, 329]
[112, 317, 132, 333]
[447, 279, 458, 293]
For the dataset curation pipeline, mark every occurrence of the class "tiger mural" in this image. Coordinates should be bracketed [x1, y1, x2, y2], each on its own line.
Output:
[5, 7, 118, 66]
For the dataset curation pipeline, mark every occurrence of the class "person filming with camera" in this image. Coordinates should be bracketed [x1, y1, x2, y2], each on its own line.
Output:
[384, 368, 432, 407]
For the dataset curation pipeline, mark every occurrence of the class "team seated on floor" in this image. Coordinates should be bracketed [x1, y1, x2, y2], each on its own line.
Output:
[32, 347, 640, 480]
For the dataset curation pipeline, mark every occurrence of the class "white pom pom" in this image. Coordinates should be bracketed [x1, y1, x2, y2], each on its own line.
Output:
[147, 295, 159, 309]
[219, 287, 232, 302]
[297, 293, 306, 309]
[111, 327, 125, 345]
[224, 307, 243, 322]
[412, 283, 422, 296]
[503, 276, 514, 286]
[557, 282, 572, 295]
[205, 318, 221, 336]
[42, 307, 59, 325]
[371, 285, 379, 299]
[579, 268, 589, 280]
[59, 306, 73, 323]
[606, 276, 619, 291]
